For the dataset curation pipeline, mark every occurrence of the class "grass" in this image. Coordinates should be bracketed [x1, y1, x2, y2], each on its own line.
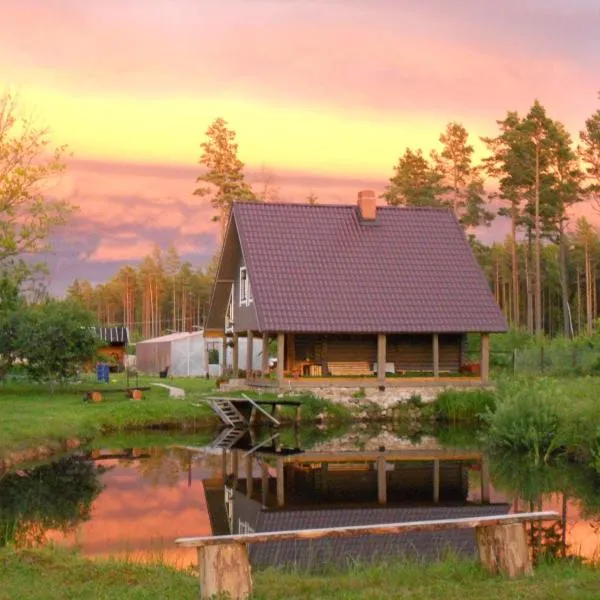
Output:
[2, 546, 600, 600]
[0, 376, 353, 461]
[0, 377, 217, 459]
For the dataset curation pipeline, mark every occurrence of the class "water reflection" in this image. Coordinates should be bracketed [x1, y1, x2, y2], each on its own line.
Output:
[2, 425, 600, 567]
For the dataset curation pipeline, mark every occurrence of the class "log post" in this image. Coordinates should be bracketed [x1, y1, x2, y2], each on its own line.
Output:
[276, 456, 285, 507]
[245, 455, 253, 498]
[276, 332, 285, 386]
[433, 459, 440, 503]
[432, 333, 440, 378]
[377, 455, 387, 504]
[261, 461, 269, 508]
[480, 332, 490, 385]
[246, 330, 254, 377]
[232, 332, 239, 378]
[197, 544, 252, 600]
[476, 522, 533, 578]
[221, 336, 227, 376]
[377, 334, 386, 384]
[262, 332, 270, 377]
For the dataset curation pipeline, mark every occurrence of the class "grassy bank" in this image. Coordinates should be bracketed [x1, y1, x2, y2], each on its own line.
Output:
[0, 377, 352, 462]
[2, 547, 600, 600]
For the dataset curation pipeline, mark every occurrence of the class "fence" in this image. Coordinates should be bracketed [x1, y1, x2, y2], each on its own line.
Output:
[466, 347, 600, 377]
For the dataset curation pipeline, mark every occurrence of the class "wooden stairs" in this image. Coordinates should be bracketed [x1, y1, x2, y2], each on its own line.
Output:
[209, 398, 247, 428]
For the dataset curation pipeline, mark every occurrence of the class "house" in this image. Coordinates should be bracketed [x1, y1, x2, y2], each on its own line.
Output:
[93, 326, 129, 371]
[204, 191, 507, 386]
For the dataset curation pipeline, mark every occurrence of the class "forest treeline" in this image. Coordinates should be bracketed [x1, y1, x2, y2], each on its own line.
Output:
[67, 97, 600, 341]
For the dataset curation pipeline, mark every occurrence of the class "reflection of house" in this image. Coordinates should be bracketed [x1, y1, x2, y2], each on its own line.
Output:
[215, 447, 510, 569]
[93, 326, 129, 370]
[205, 192, 507, 388]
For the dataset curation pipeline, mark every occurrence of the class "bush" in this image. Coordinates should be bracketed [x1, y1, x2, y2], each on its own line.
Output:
[435, 389, 496, 423]
[483, 378, 567, 466]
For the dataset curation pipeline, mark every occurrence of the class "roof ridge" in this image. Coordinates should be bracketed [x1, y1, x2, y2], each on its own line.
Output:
[233, 201, 453, 212]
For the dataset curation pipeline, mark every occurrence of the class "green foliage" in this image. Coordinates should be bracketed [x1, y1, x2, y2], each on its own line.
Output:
[0, 268, 24, 379]
[382, 148, 445, 207]
[0, 92, 74, 267]
[435, 389, 496, 423]
[483, 378, 568, 465]
[16, 300, 98, 387]
[351, 387, 366, 399]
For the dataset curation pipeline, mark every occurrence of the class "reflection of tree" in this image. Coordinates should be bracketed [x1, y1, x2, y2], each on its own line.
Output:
[133, 447, 193, 488]
[489, 451, 600, 561]
[0, 456, 105, 547]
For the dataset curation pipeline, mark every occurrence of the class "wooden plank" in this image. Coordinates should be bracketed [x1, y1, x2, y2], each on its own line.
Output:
[433, 459, 440, 503]
[377, 334, 386, 383]
[176, 511, 560, 548]
[197, 544, 252, 600]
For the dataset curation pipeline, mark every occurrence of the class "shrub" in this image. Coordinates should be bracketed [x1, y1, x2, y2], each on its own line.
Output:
[435, 389, 496, 423]
[483, 378, 567, 466]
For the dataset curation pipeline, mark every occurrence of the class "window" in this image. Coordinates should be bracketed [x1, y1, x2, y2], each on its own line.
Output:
[239, 267, 253, 306]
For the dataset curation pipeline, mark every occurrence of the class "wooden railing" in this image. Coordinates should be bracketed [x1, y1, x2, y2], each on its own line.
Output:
[176, 511, 560, 600]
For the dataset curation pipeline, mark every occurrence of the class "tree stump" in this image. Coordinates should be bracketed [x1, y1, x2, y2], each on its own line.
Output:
[90, 391, 103, 403]
[197, 543, 252, 600]
[476, 522, 532, 578]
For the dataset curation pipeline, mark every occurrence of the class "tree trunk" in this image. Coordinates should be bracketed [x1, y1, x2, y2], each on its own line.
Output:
[586, 239, 593, 335]
[534, 143, 542, 337]
[559, 224, 571, 337]
[511, 206, 520, 327]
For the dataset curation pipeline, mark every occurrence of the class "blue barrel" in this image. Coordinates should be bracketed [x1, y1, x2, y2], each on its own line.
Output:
[96, 363, 109, 383]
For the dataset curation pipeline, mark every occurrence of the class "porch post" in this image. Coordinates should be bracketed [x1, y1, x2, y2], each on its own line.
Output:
[261, 332, 270, 377]
[245, 454, 253, 498]
[276, 332, 285, 385]
[246, 330, 254, 377]
[377, 334, 387, 383]
[433, 333, 440, 378]
[480, 333, 490, 384]
[221, 336, 227, 376]
[232, 332, 239, 378]
[276, 456, 285, 507]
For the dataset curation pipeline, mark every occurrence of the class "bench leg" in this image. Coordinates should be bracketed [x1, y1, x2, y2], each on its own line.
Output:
[476, 522, 532, 578]
[198, 543, 252, 600]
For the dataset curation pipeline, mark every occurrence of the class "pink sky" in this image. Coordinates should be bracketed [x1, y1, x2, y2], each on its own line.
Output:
[1, 0, 599, 292]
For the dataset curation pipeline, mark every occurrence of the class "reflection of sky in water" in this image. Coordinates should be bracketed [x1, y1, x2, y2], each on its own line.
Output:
[8, 429, 600, 568]
[46, 450, 220, 568]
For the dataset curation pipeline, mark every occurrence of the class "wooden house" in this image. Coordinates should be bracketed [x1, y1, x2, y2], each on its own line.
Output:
[93, 326, 129, 370]
[204, 191, 507, 386]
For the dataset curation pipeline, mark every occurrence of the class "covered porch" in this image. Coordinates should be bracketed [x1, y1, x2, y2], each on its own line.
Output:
[222, 331, 491, 387]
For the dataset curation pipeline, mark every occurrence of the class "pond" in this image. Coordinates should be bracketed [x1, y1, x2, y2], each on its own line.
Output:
[2, 424, 600, 568]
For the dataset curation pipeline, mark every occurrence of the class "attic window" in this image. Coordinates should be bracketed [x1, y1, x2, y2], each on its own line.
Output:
[239, 267, 253, 306]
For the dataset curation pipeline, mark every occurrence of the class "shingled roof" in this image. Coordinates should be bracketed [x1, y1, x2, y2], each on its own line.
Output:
[213, 201, 507, 333]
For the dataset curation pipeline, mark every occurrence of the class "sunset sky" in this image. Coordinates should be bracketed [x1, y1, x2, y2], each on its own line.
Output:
[2, 0, 599, 292]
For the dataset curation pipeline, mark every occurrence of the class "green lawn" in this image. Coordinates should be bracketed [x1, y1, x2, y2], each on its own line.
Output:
[1, 547, 600, 600]
[0, 377, 217, 459]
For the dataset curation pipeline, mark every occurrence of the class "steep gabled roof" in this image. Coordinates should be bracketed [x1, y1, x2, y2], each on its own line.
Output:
[209, 202, 507, 333]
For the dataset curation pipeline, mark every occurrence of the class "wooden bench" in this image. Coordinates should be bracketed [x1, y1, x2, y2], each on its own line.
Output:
[176, 511, 559, 600]
[84, 386, 150, 403]
[327, 361, 373, 376]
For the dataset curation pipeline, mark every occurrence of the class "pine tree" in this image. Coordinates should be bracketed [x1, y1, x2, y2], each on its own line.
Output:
[382, 148, 444, 207]
[193, 118, 257, 245]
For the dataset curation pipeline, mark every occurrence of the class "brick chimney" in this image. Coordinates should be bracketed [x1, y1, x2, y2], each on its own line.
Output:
[357, 190, 377, 220]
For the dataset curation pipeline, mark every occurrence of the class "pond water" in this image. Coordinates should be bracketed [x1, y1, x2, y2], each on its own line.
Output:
[2, 424, 600, 568]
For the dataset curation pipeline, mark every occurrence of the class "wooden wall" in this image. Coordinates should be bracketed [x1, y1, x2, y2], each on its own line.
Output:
[291, 333, 463, 376]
